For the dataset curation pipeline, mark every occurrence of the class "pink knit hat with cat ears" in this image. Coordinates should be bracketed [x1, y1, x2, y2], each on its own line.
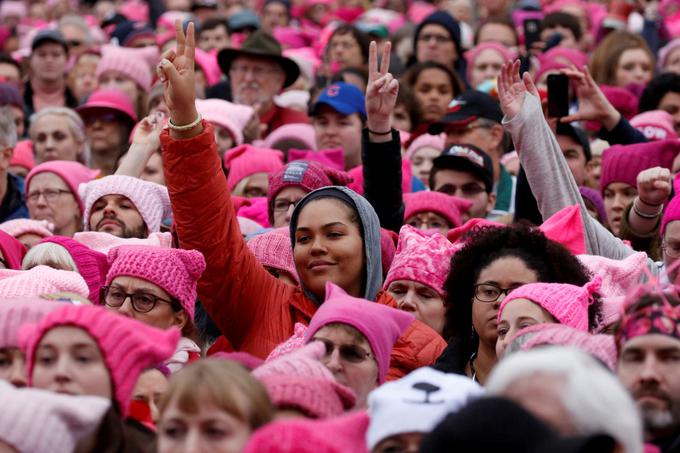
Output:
[105, 245, 206, 320]
[0, 297, 61, 349]
[0, 219, 53, 240]
[25, 161, 100, 214]
[383, 225, 457, 297]
[20, 305, 180, 416]
[304, 282, 415, 384]
[79, 175, 171, 233]
[403, 191, 472, 228]
[498, 278, 602, 332]
[405, 133, 445, 161]
[195, 98, 251, 146]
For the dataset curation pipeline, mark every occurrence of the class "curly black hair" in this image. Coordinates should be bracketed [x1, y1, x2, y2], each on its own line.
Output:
[442, 223, 601, 344]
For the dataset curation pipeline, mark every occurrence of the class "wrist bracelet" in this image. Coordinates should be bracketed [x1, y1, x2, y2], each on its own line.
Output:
[168, 114, 202, 131]
[367, 128, 392, 136]
[637, 197, 663, 208]
[633, 199, 663, 219]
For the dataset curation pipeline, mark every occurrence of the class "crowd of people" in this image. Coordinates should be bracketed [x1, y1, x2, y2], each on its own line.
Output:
[2, 0, 680, 451]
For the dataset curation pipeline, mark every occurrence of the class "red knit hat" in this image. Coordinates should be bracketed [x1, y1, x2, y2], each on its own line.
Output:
[403, 191, 472, 228]
[224, 145, 284, 191]
[267, 160, 353, 203]
[20, 305, 180, 416]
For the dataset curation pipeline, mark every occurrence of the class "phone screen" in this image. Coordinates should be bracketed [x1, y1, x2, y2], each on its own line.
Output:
[547, 73, 569, 118]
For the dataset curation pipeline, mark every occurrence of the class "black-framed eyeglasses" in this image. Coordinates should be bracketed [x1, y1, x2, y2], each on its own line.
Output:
[101, 286, 175, 313]
[437, 183, 486, 197]
[473, 283, 522, 303]
[313, 337, 373, 363]
[26, 189, 72, 203]
[417, 33, 452, 44]
[273, 199, 300, 212]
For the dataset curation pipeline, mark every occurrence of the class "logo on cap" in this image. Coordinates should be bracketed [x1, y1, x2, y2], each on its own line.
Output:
[282, 161, 309, 182]
[326, 84, 341, 97]
[446, 98, 466, 113]
[446, 145, 484, 167]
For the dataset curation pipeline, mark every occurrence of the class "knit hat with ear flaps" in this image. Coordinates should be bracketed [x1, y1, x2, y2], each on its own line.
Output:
[498, 278, 602, 332]
[79, 175, 172, 234]
[105, 245, 206, 320]
[304, 282, 415, 384]
[0, 380, 110, 453]
[20, 305, 180, 416]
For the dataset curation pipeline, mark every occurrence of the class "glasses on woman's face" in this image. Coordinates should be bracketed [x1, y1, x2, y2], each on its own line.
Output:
[101, 286, 174, 314]
[662, 241, 680, 259]
[313, 337, 373, 363]
[26, 188, 72, 204]
[473, 283, 522, 303]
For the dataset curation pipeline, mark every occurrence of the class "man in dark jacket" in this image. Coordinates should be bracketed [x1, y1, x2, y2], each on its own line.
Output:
[0, 108, 28, 222]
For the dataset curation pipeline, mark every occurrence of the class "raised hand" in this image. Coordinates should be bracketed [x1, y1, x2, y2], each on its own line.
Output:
[637, 167, 672, 207]
[131, 112, 165, 149]
[498, 60, 539, 120]
[559, 66, 620, 129]
[365, 41, 398, 135]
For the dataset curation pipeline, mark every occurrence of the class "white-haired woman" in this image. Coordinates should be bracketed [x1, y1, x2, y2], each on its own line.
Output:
[28, 107, 90, 165]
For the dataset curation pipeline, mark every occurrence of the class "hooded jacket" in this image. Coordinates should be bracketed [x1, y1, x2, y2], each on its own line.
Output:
[160, 122, 446, 379]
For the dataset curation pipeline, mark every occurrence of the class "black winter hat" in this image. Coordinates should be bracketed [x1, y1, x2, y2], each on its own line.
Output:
[413, 11, 462, 58]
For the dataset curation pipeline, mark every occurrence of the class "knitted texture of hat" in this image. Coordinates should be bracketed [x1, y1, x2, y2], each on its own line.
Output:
[0, 266, 89, 299]
[105, 245, 206, 319]
[403, 191, 470, 228]
[41, 236, 108, 304]
[96, 45, 152, 91]
[615, 299, 680, 351]
[195, 98, 250, 145]
[499, 278, 602, 332]
[662, 175, 680, 237]
[261, 123, 317, 151]
[223, 145, 284, 190]
[79, 175, 171, 233]
[73, 231, 173, 254]
[247, 228, 298, 284]
[0, 381, 110, 453]
[630, 110, 678, 141]
[0, 229, 26, 270]
[242, 411, 370, 453]
[578, 252, 647, 298]
[405, 133, 445, 161]
[267, 160, 353, 203]
[287, 148, 344, 171]
[266, 322, 307, 361]
[26, 161, 100, 214]
[0, 297, 61, 349]
[0, 219, 54, 239]
[383, 225, 457, 297]
[20, 305, 180, 416]
[305, 282, 415, 384]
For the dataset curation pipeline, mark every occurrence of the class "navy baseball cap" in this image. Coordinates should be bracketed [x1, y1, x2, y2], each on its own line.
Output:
[429, 90, 503, 134]
[311, 82, 367, 120]
[31, 30, 67, 53]
[432, 144, 494, 193]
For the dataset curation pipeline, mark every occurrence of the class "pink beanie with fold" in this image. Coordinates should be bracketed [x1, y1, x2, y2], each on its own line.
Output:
[498, 278, 602, 332]
[20, 305, 180, 416]
[247, 228, 298, 285]
[195, 99, 252, 146]
[383, 225, 457, 297]
[39, 237, 108, 304]
[79, 175, 171, 233]
[268, 160, 353, 203]
[224, 145, 285, 191]
[26, 161, 100, 214]
[305, 282, 414, 383]
[105, 245, 206, 320]
[96, 45, 152, 91]
[464, 42, 517, 81]
[403, 192, 471, 228]
[0, 266, 89, 299]
[630, 110, 678, 141]
[0, 297, 61, 349]
[0, 219, 53, 240]
[405, 133, 445, 161]
[260, 123, 317, 151]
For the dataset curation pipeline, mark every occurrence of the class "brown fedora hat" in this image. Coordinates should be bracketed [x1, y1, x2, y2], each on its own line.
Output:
[217, 31, 300, 88]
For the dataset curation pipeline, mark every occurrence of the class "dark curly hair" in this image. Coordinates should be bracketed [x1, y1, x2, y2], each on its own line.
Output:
[442, 224, 600, 344]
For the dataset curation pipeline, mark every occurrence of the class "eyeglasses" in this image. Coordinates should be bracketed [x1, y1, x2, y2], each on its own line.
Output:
[26, 189, 72, 203]
[101, 286, 175, 314]
[473, 283, 522, 303]
[230, 64, 280, 78]
[314, 337, 373, 363]
[407, 217, 448, 230]
[437, 183, 486, 197]
[662, 241, 680, 259]
[273, 199, 300, 212]
[418, 33, 452, 44]
[84, 113, 120, 125]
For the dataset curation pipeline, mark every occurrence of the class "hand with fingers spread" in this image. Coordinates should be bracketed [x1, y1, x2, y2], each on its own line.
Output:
[497, 60, 539, 120]
[131, 112, 165, 149]
[558, 66, 620, 130]
[637, 167, 672, 207]
[365, 41, 399, 137]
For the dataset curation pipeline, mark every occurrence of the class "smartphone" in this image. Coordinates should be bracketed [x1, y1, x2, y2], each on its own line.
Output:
[547, 73, 569, 118]
[523, 19, 542, 52]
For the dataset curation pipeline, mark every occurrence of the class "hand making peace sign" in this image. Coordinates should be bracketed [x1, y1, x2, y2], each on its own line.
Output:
[365, 41, 399, 136]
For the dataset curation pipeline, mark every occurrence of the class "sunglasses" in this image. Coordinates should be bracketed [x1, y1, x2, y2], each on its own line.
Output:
[314, 337, 373, 364]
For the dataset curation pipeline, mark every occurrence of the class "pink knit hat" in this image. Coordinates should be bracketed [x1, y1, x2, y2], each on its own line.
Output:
[578, 252, 648, 298]
[243, 411, 369, 453]
[0, 266, 89, 299]
[305, 282, 414, 383]
[238, 197, 271, 228]
[247, 228, 298, 285]
[260, 123, 317, 151]
[223, 145, 285, 191]
[537, 47, 588, 71]
[405, 133, 445, 161]
[26, 161, 100, 214]
[657, 38, 680, 71]
[0, 381, 110, 453]
[600, 140, 680, 195]
[20, 305, 180, 416]
[498, 278, 602, 332]
[95, 45, 152, 92]
[40, 237, 108, 304]
[0, 297, 61, 349]
[79, 175, 172, 233]
[73, 231, 173, 254]
[348, 158, 413, 196]
[0, 229, 26, 270]
[267, 322, 308, 361]
[268, 160, 353, 203]
[9, 139, 35, 172]
[630, 110, 678, 141]
[403, 192, 471, 228]
[287, 149, 344, 170]
[105, 245, 206, 320]
[0, 219, 53, 240]
[76, 89, 137, 124]
[253, 342, 356, 418]
[195, 99, 252, 146]
[193, 47, 222, 87]
[383, 225, 457, 297]
[464, 42, 517, 82]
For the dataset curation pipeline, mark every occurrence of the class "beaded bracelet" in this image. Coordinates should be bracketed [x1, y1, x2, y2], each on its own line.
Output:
[168, 114, 202, 131]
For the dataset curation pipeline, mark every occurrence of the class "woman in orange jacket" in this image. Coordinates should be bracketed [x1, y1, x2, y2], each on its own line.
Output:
[156, 23, 445, 379]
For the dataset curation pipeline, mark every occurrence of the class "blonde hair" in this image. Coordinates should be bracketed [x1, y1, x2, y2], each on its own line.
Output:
[22, 242, 77, 271]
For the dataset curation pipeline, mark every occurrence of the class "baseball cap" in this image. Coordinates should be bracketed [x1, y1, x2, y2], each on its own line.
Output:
[429, 90, 503, 134]
[556, 123, 592, 161]
[310, 82, 367, 120]
[432, 144, 494, 193]
[31, 30, 67, 53]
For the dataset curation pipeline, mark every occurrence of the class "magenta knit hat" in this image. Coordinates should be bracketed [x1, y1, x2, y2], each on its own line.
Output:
[405, 133, 445, 161]
[305, 282, 415, 384]
[195, 98, 253, 146]
[630, 110, 678, 141]
[403, 191, 471, 228]
[267, 160, 354, 203]
[243, 411, 370, 453]
[383, 225, 457, 297]
[76, 89, 138, 124]
[600, 140, 680, 195]
[0, 229, 26, 270]
[73, 231, 173, 254]
[0, 297, 61, 349]
[223, 145, 285, 191]
[79, 175, 171, 233]
[95, 45, 152, 92]
[105, 245, 205, 320]
[348, 158, 413, 196]
[247, 228, 298, 285]
[287, 148, 345, 170]
[0, 266, 89, 299]
[40, 237, 108, 304]
[662, 192, 680, 238]
[260, 123, 318, 151]
[20, 305, 180, 416]
[498, 278, 602, 332]
[238, 197, 270, 228]
[0, 219, 53, 240]
[600, 85, 639, 120]
[193, 47, 222, 86]
[25, 161, 100, 214]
